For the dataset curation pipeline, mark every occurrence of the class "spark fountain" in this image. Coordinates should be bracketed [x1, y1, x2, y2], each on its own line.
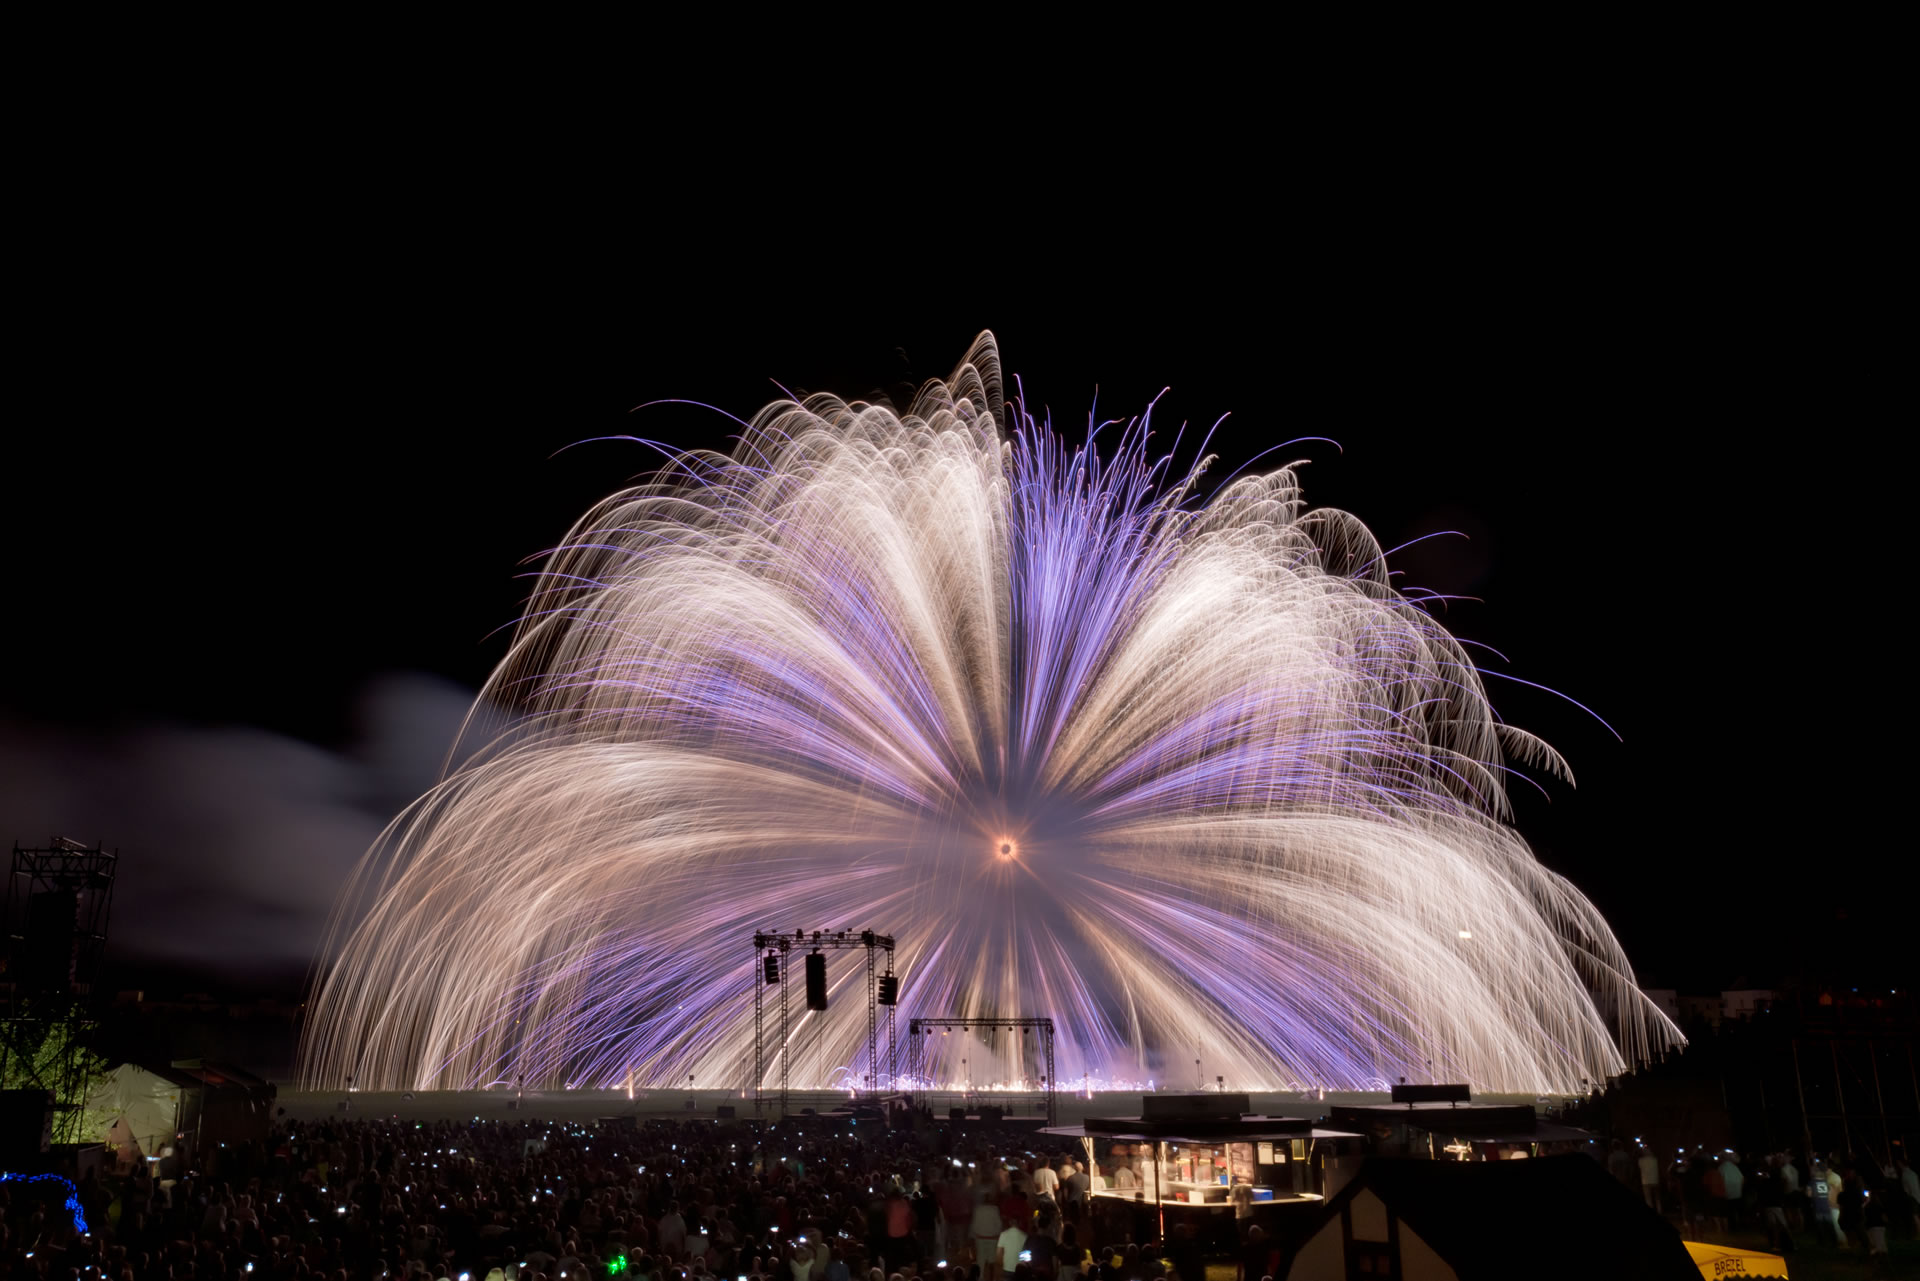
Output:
[301, 332, 1679, 1094]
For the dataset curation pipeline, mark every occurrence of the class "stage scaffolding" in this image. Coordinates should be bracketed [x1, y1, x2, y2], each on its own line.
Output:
[2, 839, 117, 1148]
[908, 1016, 1056, 1126]
[751, 928, 895, 1116]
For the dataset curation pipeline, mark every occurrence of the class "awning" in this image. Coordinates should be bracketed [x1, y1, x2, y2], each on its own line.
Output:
[1682, 1240, 1788, 1278]
[1040, 1125, 1363, 1141]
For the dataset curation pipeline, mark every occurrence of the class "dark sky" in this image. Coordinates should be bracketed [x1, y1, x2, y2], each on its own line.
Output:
[3, 251, 1900, 1000]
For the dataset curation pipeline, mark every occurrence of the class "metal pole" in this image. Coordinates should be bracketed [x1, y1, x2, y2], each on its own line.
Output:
[1156, 1140, 1166, 1240]
[867, 940, 878, 1099]
[1830, 1040, 1852, 1160]
[754, 940, 764, 1117]
[1792, 1039, 1814, 1159]
[780, 946, 790, 1119]
[1045, 1020, 1056, 1127]
[1870, 1041, 1891, 1169]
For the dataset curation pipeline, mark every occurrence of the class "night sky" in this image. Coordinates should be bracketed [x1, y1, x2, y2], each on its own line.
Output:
[4, 271, 1900, 1001]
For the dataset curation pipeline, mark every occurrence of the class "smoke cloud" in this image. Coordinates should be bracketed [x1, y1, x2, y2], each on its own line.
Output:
[0, 673, 481, 983]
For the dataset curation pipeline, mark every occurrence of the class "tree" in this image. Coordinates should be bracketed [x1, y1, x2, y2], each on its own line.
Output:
[1, 1017, 113, 1145]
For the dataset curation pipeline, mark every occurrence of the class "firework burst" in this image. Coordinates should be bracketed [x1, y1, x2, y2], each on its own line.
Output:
[301, 333, 1678, 1093]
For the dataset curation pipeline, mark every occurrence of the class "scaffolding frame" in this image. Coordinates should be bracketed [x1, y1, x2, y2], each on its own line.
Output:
[908, 1016, 1057, 1125]
[751, 928, 895, 1116]
[2, 839, 117, 1148]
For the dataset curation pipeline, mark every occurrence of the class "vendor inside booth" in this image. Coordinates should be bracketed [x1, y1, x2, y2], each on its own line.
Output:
[1043, 1093, 1362, 1248]
[1095, 1136, 1315, 1203]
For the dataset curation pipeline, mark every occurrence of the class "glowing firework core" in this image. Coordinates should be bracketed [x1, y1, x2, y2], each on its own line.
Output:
[301, 332, 1679, 1095]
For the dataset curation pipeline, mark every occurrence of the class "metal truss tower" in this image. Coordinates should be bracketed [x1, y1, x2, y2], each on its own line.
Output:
[908, 1015, 1056, 1125]
[751, 927, 896, 1116]
[3, 839, 117, 1147]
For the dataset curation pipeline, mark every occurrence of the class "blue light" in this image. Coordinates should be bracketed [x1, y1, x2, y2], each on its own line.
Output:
[1, 1172, 88, 1234]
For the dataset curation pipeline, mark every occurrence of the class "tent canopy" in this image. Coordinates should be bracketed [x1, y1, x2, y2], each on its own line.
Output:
[85, 1063, 189, 1157]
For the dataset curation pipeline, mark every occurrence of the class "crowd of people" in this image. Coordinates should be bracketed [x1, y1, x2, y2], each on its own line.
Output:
[1, 1116, 1253, 1281]
[1601, 1137, 1920, 1260]
[7, 1113, 1917, 1281]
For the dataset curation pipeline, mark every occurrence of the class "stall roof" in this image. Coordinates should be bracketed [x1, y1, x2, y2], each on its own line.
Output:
[1040, 1122, 1363, 1142]
[1328, 1102, 1597, 1144]
[1093, 1113, 1318, 1137]
[168, 1059, 273, 1091]
[1463, 1120, 1601, 1143]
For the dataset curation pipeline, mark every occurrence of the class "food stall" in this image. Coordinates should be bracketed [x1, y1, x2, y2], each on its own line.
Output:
[1042, 1093, 1363, 1246]
[1326, 1098, 1602, 1163]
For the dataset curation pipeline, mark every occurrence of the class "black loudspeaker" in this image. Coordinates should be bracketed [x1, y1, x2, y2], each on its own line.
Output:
[804, 952, 828, 1010]
[715, 1105, 736, 1119]
[876, 975, 899, 1005]
[764, 954, 780, 985]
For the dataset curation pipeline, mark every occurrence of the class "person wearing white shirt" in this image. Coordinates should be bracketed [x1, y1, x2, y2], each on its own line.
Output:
[970, 1188, 1003, 1281]
[996, 1222, 1028, 1275]
[1032, 1163, 1060, 1200]
[1715, 1155, 1745, 1234]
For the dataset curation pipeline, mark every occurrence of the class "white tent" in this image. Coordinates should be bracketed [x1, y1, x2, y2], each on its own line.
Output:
[85, 1064, 185, 1166]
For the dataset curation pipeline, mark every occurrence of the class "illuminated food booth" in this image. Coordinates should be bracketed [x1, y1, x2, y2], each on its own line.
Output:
[1044, 1093, 1362, 1245]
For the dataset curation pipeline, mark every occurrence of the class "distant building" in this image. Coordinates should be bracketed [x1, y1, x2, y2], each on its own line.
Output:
[1721, 989, 1774, 1020]
[1677, 993, 1724, 1029]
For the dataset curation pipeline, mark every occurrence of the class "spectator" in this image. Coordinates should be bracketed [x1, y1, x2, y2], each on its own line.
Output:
[1605, 1140, 1633, 1189]
[1836, 1164, 1865, 1248]
[1778, 1153, 1803, 1231]
[884, 1184, 913, 1271]
[1031, 1161, 1059, 1203]
[1062, 1165, 1090, 1216]
[998, 1182, 1031, 1237]
[1237, 1225, 1279, 1281]
[995, 1216, 1027, 1279]
[1636, 1147, 1659, 1211]
[1228, 1181, 1253, 1227]
[1864, 1186, 1889, 1261]
[971, 1181, 1004, 1281]
[1752, 1158, 1790, 1254]
[1894, 1155, 1920, 1238]
[659, 1202, 688, 1260]
[1718, 1153, 1744, 1228]
[1165, 1224, 1201, 1281]
[911, 1182, 937, 1263]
